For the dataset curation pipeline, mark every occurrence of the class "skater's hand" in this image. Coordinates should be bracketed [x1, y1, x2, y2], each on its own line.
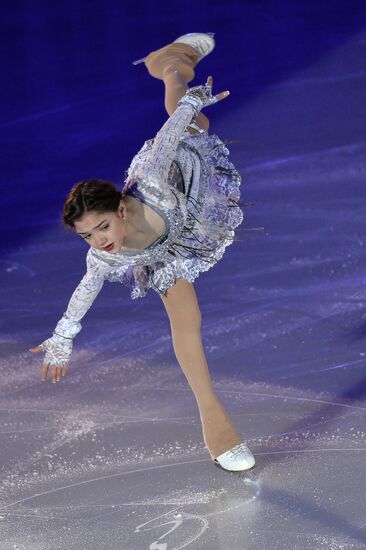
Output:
[177, 76, 229, 114]
[29, 333, 72, 383]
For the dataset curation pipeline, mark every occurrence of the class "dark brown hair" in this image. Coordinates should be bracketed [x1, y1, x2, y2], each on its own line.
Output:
[63, 179, 123, 228]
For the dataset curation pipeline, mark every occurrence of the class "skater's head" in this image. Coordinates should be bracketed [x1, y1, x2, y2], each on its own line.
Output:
[63, 179, 128, 254]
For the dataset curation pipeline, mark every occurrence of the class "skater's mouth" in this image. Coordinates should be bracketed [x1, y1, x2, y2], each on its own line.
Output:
[103, 243, 114, 252]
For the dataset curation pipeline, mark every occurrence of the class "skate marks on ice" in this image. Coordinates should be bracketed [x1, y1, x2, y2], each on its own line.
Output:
[0, 259, 35, 279]
[150, 378, 366, 548]
[1, 379, 366, 548]
[0, 456, 260, 550]
[133, 476, 260, 550]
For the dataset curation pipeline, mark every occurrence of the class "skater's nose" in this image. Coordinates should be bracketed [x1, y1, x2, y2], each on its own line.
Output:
[95, 235, 107, 247]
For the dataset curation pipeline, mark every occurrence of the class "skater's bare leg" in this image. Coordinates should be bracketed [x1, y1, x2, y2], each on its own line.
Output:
[161, 279, 243, 460]
[144, 42, 210, 133]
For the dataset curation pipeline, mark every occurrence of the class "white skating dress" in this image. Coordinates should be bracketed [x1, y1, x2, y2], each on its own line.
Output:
[39, 98, 244, 364]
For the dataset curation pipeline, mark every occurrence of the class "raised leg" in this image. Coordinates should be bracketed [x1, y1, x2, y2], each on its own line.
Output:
[144, 42, 210, 132]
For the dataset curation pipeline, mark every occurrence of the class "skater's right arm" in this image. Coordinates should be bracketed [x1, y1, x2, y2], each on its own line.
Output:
[29, 250, 109, 383]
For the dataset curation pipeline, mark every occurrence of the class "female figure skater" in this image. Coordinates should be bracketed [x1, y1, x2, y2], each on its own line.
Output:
[30, 33, 255, 473]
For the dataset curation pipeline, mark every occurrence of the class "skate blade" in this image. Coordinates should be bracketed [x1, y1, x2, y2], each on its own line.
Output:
[213, 459, 256, 473]
[132, 57, 146, 66]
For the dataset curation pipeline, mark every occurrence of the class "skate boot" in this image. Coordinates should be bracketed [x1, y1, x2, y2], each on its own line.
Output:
[214, 442, 256, 472]
[132, 32, 215, 65]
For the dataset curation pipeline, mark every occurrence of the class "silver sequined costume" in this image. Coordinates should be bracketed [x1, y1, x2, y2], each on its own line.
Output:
[39, 97, 244, 366]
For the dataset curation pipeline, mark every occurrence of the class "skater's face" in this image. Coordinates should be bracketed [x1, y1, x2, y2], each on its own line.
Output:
[74, 200, 127, 254]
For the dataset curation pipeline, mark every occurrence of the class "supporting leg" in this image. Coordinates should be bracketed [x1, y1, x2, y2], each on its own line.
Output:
[144, 42, 210, 132]
[161, 279, 243, 460]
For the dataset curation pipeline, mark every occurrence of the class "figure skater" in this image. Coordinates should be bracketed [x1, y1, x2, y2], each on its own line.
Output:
[30, 33, 255, 473]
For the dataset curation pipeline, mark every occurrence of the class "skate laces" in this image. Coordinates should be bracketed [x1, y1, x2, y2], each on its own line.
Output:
[188, 36, 214, 58]
[225, 443, 251, 459]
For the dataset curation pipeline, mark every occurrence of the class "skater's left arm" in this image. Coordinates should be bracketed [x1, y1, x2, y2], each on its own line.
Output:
[125, 77, 229, 198]
[124, 102, 196, 205]
[143, 103, 198, 190]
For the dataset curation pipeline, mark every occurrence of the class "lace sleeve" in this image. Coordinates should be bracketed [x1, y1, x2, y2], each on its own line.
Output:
[36, 250, 110, 367]
[51, 249, 109, 340]
[124, 102, 196, 205]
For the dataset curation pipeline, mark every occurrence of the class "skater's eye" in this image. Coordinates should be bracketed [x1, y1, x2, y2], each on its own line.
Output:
[82, 224, 108, 240]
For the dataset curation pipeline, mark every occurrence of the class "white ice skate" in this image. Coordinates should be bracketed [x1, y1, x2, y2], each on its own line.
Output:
[132, 32, 215, 65]
[214, 442, 256, 472]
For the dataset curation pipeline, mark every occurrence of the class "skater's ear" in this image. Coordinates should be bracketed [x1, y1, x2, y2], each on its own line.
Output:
[117, 198, 127, 220]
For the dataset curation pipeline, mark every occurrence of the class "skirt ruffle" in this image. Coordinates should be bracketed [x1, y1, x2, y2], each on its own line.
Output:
[169, 131, 244, 259]
[128, 131, 245, 299]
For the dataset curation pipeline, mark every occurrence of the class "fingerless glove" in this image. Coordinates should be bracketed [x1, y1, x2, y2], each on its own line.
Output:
[38, 314, 82, 367]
